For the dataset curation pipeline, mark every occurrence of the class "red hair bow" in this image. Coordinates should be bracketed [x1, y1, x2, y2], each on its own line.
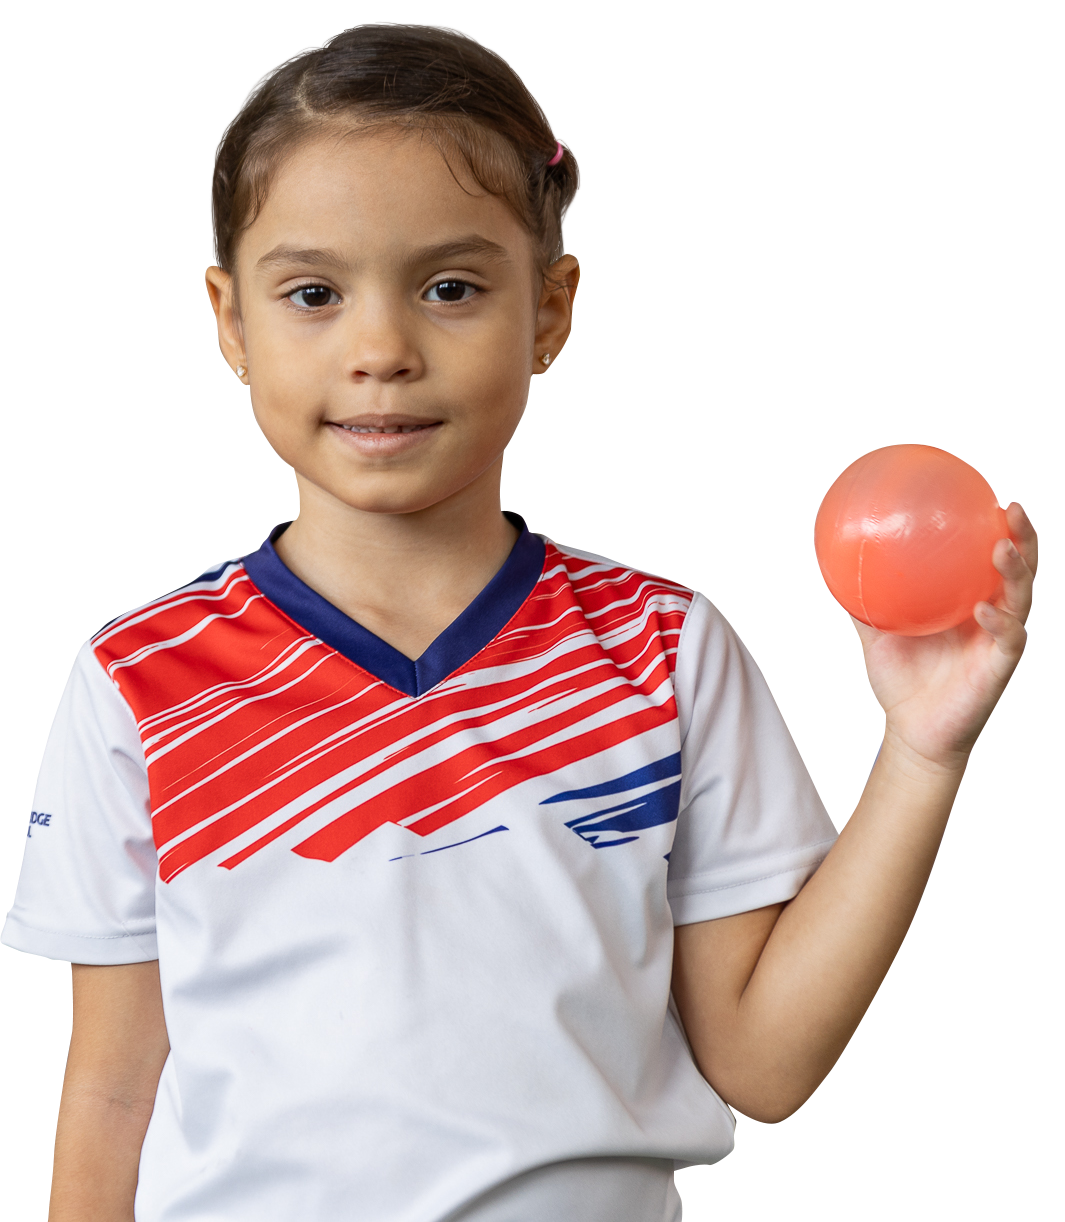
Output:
[0, 222, 58, 260]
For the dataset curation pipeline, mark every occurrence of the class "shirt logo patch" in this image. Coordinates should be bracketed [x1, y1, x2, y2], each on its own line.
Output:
[27, 811, 53, 837]
[541, 754, 682, 848]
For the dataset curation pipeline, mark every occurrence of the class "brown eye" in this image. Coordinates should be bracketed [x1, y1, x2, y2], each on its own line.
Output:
[426, 280, 476, 303]
[288, 286, 339, 309]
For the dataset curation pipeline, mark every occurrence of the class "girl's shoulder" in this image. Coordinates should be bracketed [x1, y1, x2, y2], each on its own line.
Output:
[544, 535, 692, 596]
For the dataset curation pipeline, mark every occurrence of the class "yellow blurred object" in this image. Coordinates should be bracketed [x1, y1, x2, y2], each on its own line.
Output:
[503, 491, 578, 545]
[894, 943, 1035, 1021]
[630, 44, 718, 102]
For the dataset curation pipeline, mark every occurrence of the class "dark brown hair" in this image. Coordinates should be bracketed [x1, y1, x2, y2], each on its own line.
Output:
[212, 24, 579, 272]
[0, 249, 87, 337]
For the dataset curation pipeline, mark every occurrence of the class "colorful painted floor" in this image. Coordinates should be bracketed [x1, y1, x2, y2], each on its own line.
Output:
[894, 772, 1035, 1021]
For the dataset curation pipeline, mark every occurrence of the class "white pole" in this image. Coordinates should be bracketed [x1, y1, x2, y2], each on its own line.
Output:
[130, 140, 178, 469]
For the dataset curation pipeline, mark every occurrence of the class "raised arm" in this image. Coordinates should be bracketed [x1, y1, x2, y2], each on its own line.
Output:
[854, 381, 933, 454]
[49, 961, 170, 1222]
[672, 503, 1036, 1123]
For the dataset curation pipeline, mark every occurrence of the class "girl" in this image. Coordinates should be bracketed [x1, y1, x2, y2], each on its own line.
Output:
[0, 222, 167, 1222]
[3, 24, 1036, 1222]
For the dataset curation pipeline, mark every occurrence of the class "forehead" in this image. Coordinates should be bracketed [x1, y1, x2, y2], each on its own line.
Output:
[240, 128, 533, 268]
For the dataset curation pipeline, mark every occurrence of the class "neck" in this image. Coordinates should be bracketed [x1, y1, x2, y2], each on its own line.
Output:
[0, 452, 44, 503]
[272, 463, 519, 660]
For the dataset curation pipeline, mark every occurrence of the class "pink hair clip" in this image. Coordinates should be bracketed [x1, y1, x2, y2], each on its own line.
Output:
[547, 141, 564, 166]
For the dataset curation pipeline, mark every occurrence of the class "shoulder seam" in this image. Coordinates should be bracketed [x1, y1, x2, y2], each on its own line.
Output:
[84, 643, 142, 733]
[90, 559, 247, 646]
[546, 540, 694, 596]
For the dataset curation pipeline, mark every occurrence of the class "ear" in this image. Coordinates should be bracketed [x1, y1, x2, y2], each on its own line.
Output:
[205, 266, 248, 383]
[532, 255, 580, 374]
[620, 351, 654, 393]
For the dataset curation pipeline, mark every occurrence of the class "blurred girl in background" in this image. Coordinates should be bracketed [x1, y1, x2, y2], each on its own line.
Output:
[0, 222, 167, 1222]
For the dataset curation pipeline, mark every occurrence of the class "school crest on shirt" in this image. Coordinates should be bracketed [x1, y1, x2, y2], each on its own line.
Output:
[630, 493, 815, 620]
[0, 535, 94, 611]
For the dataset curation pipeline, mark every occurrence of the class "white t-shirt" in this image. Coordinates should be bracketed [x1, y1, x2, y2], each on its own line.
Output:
[0, 447, 162, 840]
[520, 388, 879, 830]
[4, 522, 837, 1221]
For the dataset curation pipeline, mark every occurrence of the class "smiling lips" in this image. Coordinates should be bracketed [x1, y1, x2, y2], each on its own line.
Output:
[329, 417, 441, 454]
[340, 423, 431, 434]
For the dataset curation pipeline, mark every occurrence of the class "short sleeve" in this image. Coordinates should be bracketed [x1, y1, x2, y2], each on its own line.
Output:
[2, 642, 158, 963]
[667, 593, 838, 925]
[83, 452, 163, 537]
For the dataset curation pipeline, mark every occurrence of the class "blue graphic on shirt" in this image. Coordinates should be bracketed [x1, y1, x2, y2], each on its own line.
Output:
[541, 754, 682, 849]
[390, 825, 509, 861]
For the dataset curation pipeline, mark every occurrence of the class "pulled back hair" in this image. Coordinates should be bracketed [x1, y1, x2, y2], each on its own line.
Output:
[212, 24, 579, 273]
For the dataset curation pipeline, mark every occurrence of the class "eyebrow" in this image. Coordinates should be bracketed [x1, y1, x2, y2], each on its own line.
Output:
[256, 246, 350, 272]
[254, 235, 511, 274]
[407, 237, 511, 266]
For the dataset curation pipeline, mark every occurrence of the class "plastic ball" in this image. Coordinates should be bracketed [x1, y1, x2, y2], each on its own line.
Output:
[814, 444, 1008, 636]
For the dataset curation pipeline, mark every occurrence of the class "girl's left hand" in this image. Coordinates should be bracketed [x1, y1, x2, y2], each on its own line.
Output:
[853, 502, 1037, 771]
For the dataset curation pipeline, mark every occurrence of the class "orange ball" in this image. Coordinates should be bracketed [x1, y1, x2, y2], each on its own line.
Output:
[815, 444, 1008, 636]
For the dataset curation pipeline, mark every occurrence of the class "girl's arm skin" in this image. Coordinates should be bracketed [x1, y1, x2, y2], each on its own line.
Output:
[672, 503, 1037, 1124]
[96, 525, 168, 625]
[48, 962, 169, 1222]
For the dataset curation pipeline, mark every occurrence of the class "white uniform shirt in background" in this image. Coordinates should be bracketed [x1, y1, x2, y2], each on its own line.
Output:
[0, 447, 159, 840]
[517, 386, 874, 826]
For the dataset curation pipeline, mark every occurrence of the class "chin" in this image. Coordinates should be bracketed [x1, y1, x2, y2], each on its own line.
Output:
[329, 481, 466, 517]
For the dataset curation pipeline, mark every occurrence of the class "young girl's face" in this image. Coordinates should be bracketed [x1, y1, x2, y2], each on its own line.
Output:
[0, 266, 83, 461]
[209, 129, 575, 519]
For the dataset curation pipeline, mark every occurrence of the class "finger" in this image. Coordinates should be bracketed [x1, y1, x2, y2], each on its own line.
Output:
[1005, 502, 1038, 577]
[991, 536, 1034, 624]
[974, 600, 1027, 672]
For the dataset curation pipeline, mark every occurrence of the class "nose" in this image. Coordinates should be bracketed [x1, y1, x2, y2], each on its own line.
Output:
[342, 294, 424, 383]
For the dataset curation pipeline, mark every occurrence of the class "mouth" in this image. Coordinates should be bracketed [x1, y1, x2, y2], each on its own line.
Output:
[327, 415, 443, 456]
[337, 422, 434, 434]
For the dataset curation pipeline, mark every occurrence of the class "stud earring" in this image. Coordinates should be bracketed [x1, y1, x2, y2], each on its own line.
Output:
[235, 364, 247, 378]
[541, 353, 551, 366]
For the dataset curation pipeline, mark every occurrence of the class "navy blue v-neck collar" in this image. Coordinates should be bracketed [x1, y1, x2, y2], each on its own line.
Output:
[241, 513, 545, 698]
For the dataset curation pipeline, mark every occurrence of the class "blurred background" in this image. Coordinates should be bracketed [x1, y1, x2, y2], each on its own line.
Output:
[0, 23, 1030, 1217]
